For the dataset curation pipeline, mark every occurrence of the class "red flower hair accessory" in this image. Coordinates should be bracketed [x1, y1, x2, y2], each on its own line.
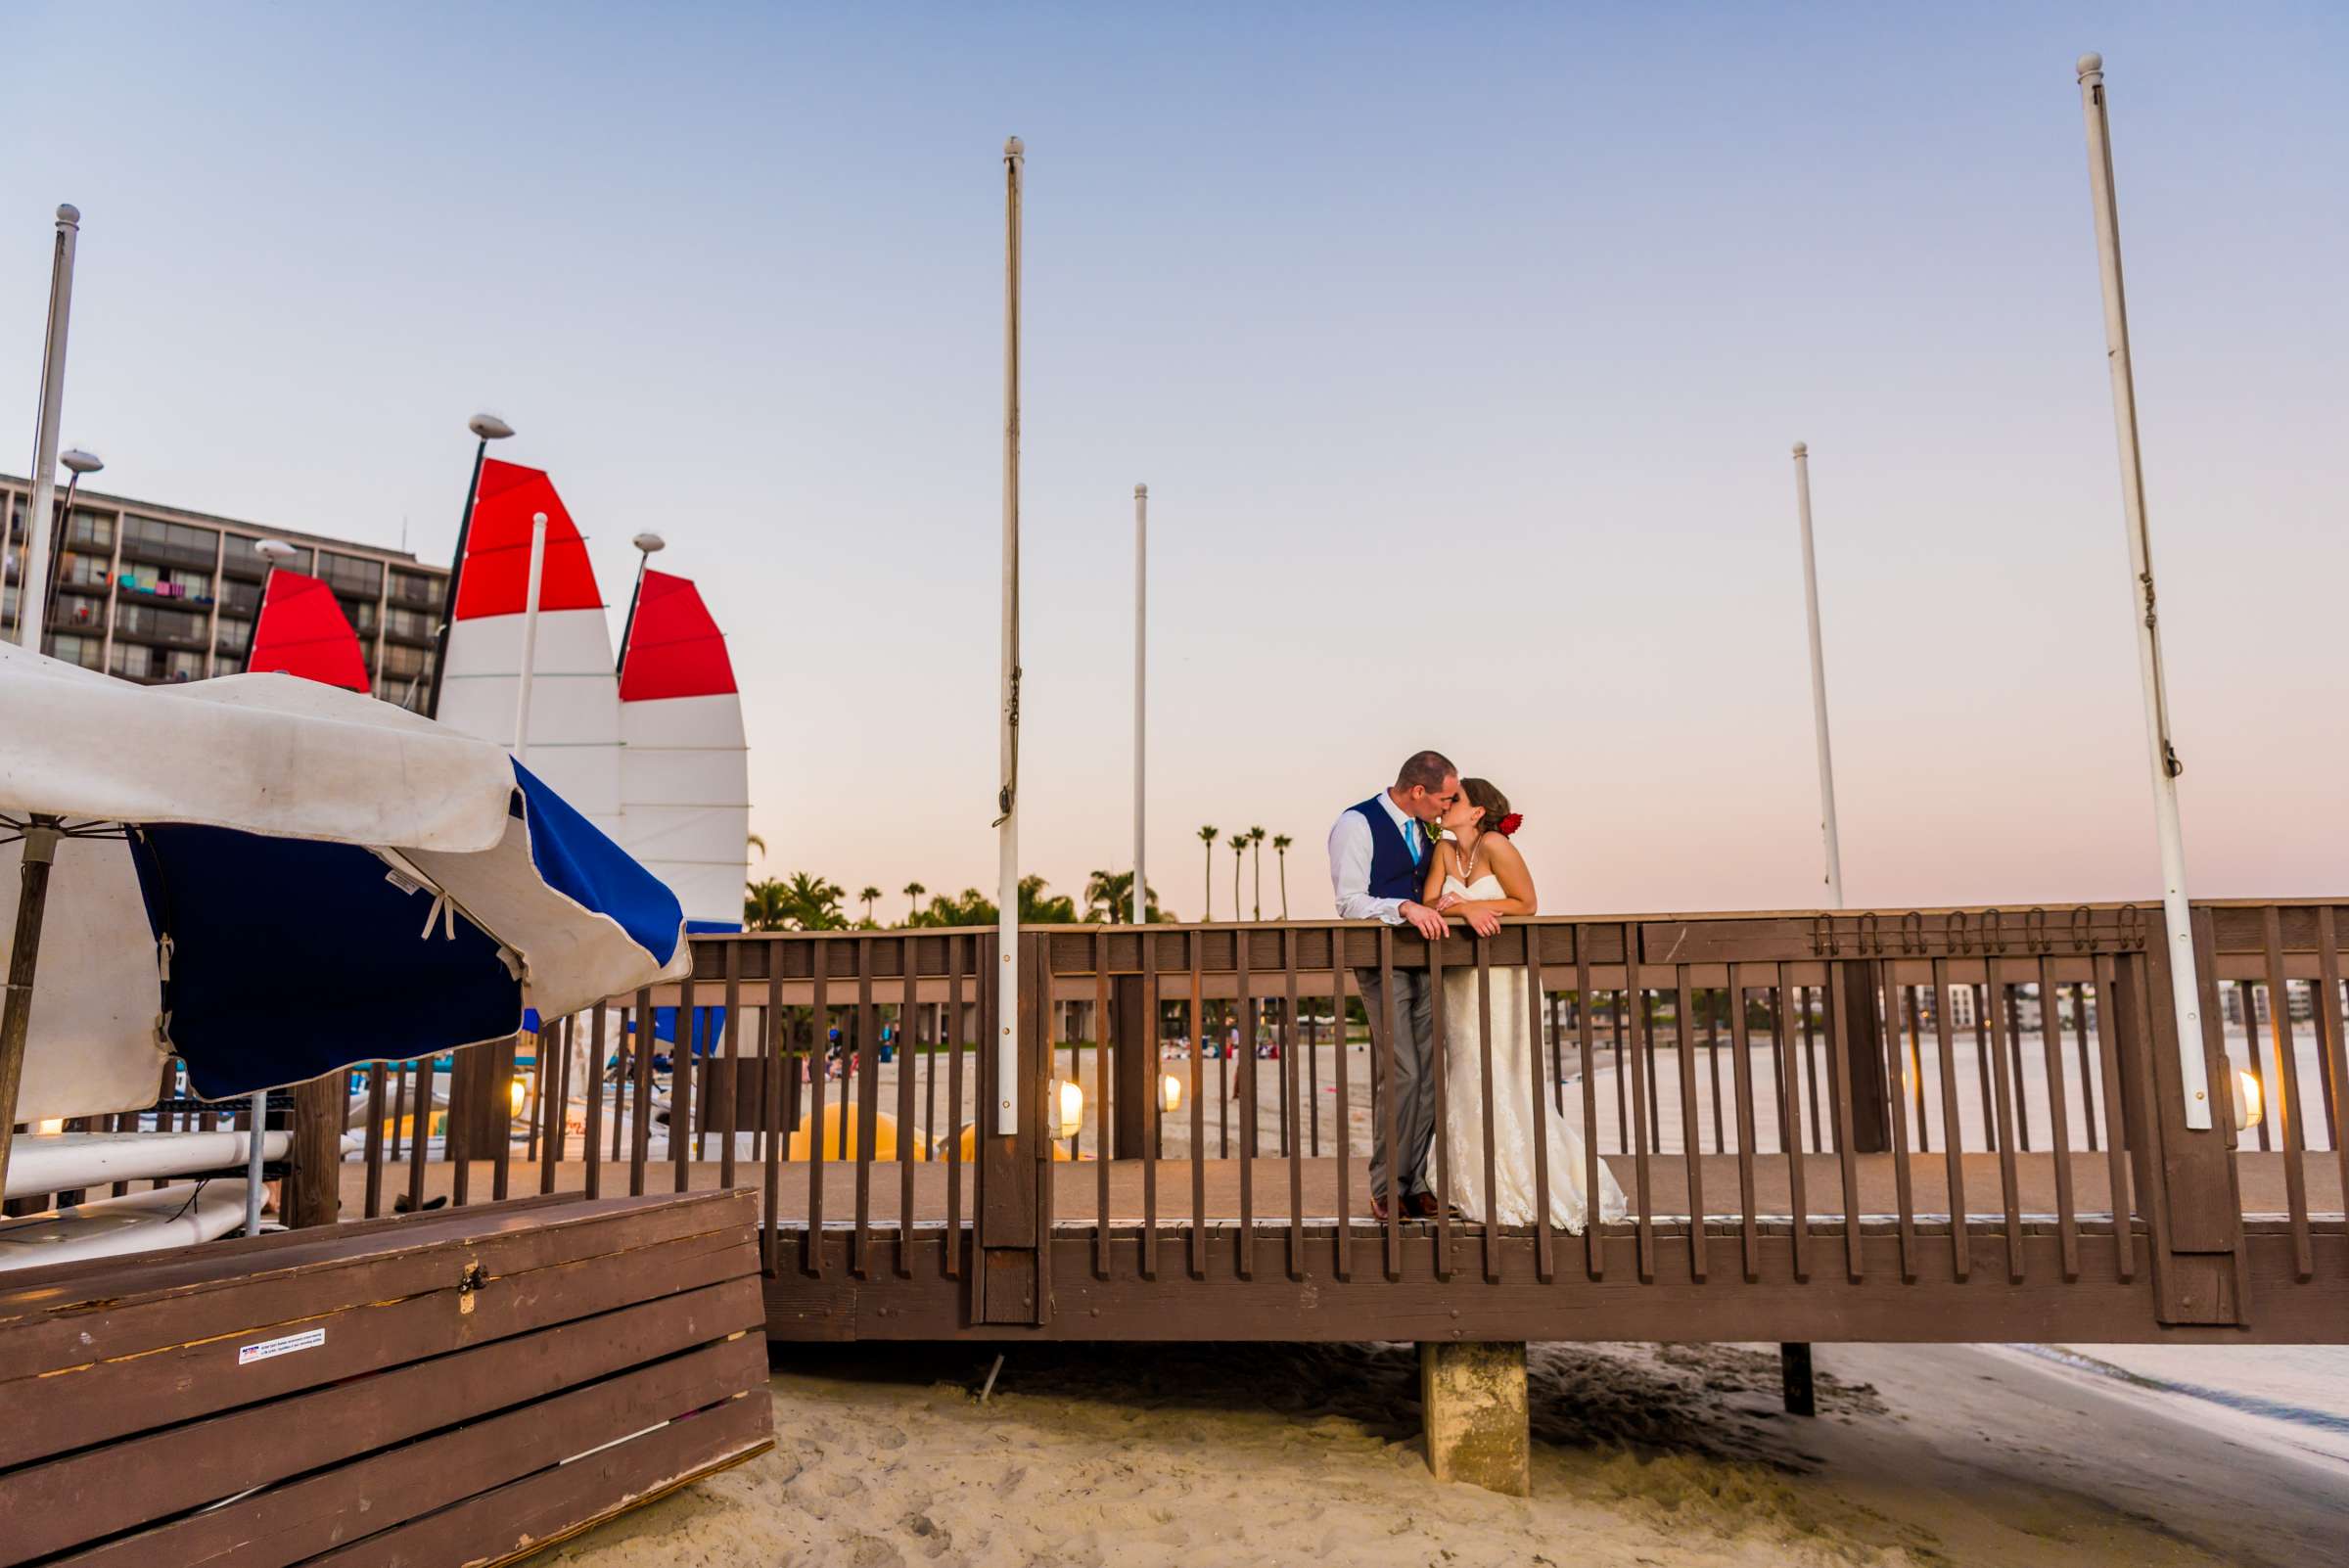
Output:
[1496, 812, 1524, 837]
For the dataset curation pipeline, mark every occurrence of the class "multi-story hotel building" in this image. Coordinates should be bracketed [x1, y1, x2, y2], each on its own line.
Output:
[2, 473, 447, 704]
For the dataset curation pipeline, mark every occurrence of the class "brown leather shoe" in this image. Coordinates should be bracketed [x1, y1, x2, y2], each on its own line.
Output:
[1370, 1193, 1391, 1223]
[1407, 1191, 1442, 1220]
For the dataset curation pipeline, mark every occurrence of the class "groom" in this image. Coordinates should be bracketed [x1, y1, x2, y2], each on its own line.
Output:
[1326, 750, 1459, 1222]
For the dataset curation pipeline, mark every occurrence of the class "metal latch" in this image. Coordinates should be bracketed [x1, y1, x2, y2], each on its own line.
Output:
[457, 1260, 486, 1315]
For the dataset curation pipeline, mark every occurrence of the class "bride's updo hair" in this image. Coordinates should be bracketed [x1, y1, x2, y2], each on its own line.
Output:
[1462, 777, 1512, 834]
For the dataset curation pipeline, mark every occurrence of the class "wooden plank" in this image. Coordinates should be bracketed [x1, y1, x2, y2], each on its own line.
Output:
[1578, 941, 1604, 1281]
[1674, 967, 1706, 1282]
[49, 1335, 767, 1568]
[0, 1218, 756, 1469]
[2038, 956, 2081, 1281]
[776, 1227, 2349, 1348]
[2092, 954, 2137, 1283]
[0, 1280, 763, 1563]
[2320, 908, 2349, 1280]
[1929, 958, 1971, 1282]
[2261, 905, 2315, 1281]
[298, 1384, 771, 1568]
[0, 1190, 746, 1367]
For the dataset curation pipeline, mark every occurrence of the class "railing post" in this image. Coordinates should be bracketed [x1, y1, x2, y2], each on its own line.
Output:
[974, 932, 1044, 1325]
[284, 1071, 345, 1228]
[1836, 960, 1892, 1154]
[2123, 910, 2246, 1324]
[1111, 970, 1150, 1159]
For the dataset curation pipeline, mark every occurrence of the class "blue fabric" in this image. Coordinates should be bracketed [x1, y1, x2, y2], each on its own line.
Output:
[685, 918, 742, 935]
[628, 1005, 727, 1055]
[1351, 794, 1424, 903]
[512, 761, 683, 966]
[128, 824, 522, 1099]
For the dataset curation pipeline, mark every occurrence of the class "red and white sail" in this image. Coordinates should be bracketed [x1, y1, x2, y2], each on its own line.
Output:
[247, 570, 369, 693]
[617, 570, 749, 929]
[437, 460, 623, 833]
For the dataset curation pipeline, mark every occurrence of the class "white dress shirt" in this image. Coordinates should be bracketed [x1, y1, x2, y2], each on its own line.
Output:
[1327, 789, 1421, 925]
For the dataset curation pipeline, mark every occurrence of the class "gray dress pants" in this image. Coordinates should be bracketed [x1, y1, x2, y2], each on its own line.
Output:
[1359, 966, 1437, 1204]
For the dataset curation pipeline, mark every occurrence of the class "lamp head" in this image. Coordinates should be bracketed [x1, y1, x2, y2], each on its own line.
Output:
[632, 531, 667, 555]
[60, 448, 103, 477]
[467, 413, 515, 441]
[253, 538, 299, 565]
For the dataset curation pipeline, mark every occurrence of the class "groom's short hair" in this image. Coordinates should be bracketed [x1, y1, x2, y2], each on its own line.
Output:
[1395, 750, 1457, 792]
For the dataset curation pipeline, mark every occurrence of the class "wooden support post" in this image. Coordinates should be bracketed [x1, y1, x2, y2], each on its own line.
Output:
[285, 1071, 345, 1228]
[1780, 1342, 1817, 1416]
[1419, 1341, 1529, 1496]
[1112, 974, 1149, 1159]
[449, 1038, 515, 1180]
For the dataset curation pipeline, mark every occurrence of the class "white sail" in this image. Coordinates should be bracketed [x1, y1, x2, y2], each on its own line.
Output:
[435, 460, 623, 834]
[618, 569, 750, 929]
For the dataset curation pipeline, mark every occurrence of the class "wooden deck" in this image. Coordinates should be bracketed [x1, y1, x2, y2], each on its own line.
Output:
[342, 1150, 2340, 1227]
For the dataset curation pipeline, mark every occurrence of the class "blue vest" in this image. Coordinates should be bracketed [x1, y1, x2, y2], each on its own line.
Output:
[1350, 795, 1425, 903]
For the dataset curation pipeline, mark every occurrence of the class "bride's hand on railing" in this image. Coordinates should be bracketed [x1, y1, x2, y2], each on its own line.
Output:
[1458, 903, 1501, 938]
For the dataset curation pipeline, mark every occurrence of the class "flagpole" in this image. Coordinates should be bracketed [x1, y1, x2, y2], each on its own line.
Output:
[994, 136, 1024, 1134]
[2076, 52, 2211, 1129]
[1131, 483, 1147, 925]
[1791, 441, 1844, 909]
[511, 512, 549, 765]
[16, 205, 80, 653]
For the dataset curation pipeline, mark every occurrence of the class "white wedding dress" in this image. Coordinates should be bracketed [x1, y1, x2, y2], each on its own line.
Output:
[1439, 873, 1628, 1231]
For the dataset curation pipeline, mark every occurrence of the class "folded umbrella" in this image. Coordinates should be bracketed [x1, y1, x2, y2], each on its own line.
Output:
[0, 639, 688, 1195]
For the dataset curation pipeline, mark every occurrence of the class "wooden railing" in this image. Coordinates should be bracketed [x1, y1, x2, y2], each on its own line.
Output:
[287, 900, 2348, 1335]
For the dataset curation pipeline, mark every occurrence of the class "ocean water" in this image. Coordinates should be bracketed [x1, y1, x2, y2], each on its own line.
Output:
[2005, 1343, 2349, 1471]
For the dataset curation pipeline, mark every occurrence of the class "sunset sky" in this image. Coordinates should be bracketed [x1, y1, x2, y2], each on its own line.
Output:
[5, 4, 2344, 920]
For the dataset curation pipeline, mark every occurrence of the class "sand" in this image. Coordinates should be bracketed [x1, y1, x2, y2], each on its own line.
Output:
[541, 1338, 2343, 1568]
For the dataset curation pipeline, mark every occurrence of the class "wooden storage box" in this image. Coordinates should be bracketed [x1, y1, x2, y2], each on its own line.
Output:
[0, 1188, 771, 1566]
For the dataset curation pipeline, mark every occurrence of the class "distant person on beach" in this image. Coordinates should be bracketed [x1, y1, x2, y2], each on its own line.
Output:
[1423, 778, 1625, 1232]
[1327, 750, 1458, 1222]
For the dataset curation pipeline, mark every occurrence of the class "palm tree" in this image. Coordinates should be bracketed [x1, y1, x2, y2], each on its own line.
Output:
[744, 878, 790, 932]
[747, 832, 767, 862]
[1246, 825, 1266, 919]
[1271, 834, 1293, 918]
[858, 886, 882, 924]
[902, 881, 926, 923]
[1231, 837, 1246, 924]
[1197, 825, 1219, 921]
[1084, 869, 1164, 923]
[779, 872, 849, 930]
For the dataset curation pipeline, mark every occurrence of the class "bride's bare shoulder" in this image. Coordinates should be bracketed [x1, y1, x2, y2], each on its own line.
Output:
[1484, 832, 1529, 867]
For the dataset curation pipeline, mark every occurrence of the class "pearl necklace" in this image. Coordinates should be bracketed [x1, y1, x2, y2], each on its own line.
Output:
[1452, 832, 1481, 884]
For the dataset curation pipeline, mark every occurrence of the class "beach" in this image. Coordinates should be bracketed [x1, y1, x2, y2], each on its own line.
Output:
[546, 1337, 2346, 1568]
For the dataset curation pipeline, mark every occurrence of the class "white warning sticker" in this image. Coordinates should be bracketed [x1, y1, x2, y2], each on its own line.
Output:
[238, 1326, 326, 1365]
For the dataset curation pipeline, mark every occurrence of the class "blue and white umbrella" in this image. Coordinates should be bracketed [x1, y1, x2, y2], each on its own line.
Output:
[0, 640, 688, 1187]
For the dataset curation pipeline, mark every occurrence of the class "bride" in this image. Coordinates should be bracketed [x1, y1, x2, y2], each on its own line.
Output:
[1422, 778, 1627, 1232]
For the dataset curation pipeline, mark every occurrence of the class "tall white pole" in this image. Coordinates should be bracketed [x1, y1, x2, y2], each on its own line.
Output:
[511, 512, 549, 765]
[994, 137, 1024, 1134]
[1131, 483, 1148, 925]
[1791, 441, 1844, 909]
[17, 205, 81, 652]
[2077, 52, 2211, 1129]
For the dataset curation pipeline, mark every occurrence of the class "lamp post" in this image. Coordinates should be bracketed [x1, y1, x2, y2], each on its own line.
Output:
[616, 530, 666, 672]
[421, 412, 515, 719]
[1790, 441, 1844, 909]
[10, 447, 98, 644]
[1132, 483, 1147, 925]
[2076, 52, 2210, 1128]
[16, 205, 81, 653]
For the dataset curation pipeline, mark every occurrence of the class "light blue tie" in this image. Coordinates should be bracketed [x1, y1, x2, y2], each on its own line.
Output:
[1403, 819, 1420, 865]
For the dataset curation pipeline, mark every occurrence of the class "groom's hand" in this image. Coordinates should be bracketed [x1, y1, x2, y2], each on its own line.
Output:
[1399, 900, 1448, 941]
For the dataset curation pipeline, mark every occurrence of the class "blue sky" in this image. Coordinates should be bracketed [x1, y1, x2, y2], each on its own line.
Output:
[5, 4, 2344, 918]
